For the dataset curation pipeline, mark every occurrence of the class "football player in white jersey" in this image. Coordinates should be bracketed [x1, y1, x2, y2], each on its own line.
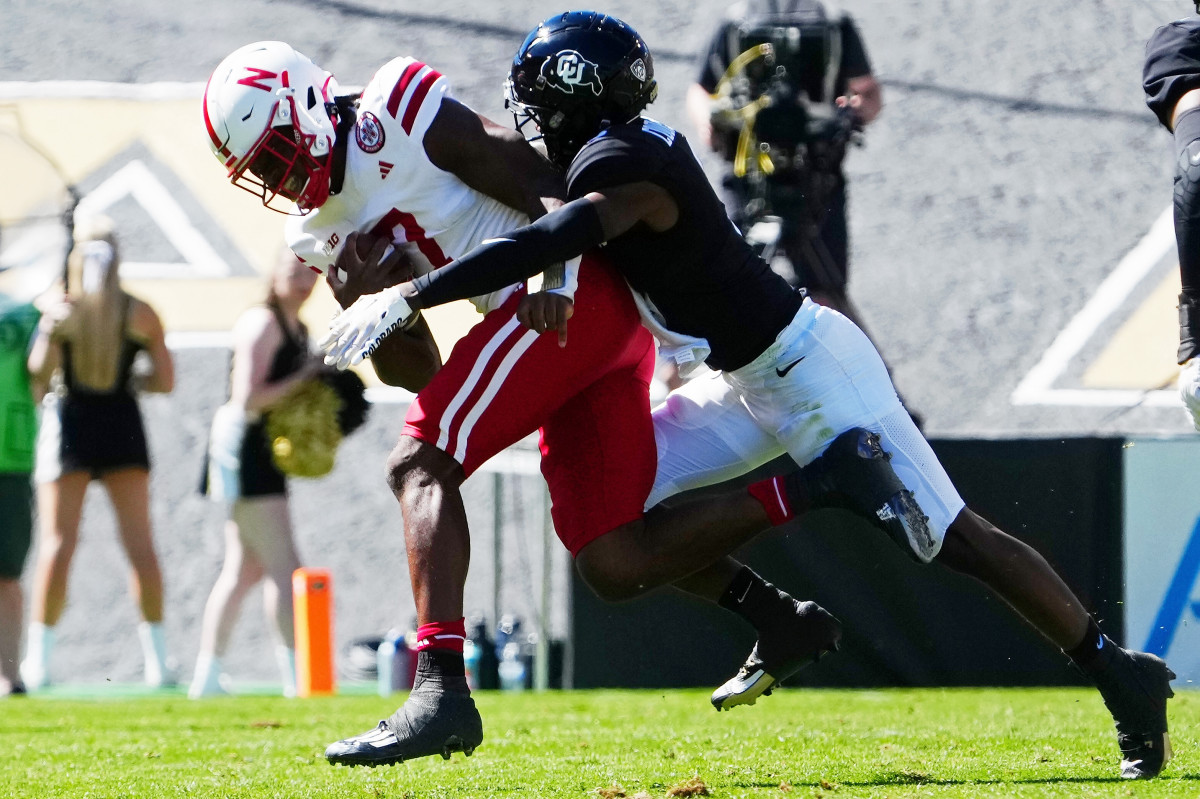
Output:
[322, 13, 1178, 780]
[204, 40, 926, 768]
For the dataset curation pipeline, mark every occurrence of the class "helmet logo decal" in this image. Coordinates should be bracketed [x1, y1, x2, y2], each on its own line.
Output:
[355, 111, 386, 154]
[542, 50, 603, 96]
[236, 67, 278, 92]
[630, 58, 647, 83]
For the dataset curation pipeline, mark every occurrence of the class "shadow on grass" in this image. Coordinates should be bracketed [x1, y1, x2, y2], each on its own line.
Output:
[733, 770, 1200, 788]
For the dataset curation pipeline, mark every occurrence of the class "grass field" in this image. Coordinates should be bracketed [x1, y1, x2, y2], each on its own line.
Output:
[1, 685, 1195, 798]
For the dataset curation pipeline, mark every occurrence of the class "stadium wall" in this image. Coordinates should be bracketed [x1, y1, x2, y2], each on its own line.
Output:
[569, 437, 1145, 689]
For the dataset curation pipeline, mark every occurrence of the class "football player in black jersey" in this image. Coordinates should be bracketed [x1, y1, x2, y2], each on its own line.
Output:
[1145, 10, 1200, 430]
[326, 11, 1175, 780]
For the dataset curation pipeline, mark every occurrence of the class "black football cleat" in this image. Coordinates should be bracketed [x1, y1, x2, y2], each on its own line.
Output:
[325, 681, 483, 767]
[790, 428, 936, 562]
[1091, 645, 1175, 779]
[711, 600, 842, 711]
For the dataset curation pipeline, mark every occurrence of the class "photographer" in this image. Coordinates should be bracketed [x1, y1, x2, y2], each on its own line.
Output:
[686, 0, 880, 332]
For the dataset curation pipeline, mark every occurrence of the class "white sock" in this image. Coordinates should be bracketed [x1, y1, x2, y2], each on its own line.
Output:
[276, 645, 297, 698]
[188, 652, 228, 699]
[138, 622, 174, 687]
[20, 622, 54, 688]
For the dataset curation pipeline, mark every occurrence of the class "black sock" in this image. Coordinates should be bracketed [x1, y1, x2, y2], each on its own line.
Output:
[1064, 618, 1111, 674]
[415, 648, 469, 693]
[718, 566, 791, 631]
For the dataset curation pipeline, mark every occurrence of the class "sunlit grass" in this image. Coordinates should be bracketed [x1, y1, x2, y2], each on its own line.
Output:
[0, 686, 1195, 797]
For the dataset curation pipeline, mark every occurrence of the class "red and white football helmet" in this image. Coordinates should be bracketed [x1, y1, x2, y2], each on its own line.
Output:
[202, 41, 340, 213]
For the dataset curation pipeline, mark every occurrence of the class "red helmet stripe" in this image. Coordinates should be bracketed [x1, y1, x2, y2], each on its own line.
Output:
[201, 77, 232, 159]
[401, 69, 442, 135]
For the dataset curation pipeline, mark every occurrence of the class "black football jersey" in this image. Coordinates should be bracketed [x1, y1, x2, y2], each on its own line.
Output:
[566, 117, 805, 372]
[1145, 17, 1200, 130]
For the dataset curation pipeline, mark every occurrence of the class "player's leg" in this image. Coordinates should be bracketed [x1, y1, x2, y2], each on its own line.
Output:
[21, 471, 87, 688]
[190, 510, 265, 698]
[103, 466, 174, 687]
[573, 369, 782, 598]
[327, 262, 642, 766]
[739, 302, 1173, 776]
[937, 509, 1174, 779]
[696, 300, 951, 708]
[558, 364, 841, 708]
[1172, 108, 1200, 424]
[0, 475, 33, 694]
[234, 494, 301, 696]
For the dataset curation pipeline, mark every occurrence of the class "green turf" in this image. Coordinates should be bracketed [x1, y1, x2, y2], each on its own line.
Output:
[0, 686, 1194, 798]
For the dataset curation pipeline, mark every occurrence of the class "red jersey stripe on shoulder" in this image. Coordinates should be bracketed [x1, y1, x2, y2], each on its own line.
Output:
[386, 61, 427, 120]
[400, 69, 442, 135]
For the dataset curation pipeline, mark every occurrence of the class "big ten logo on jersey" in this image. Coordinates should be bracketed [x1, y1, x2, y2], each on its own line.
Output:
[323, 232, 340, 257]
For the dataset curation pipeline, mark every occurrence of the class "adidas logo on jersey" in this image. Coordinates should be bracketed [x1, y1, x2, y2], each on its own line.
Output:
[379, 161, 394, 179]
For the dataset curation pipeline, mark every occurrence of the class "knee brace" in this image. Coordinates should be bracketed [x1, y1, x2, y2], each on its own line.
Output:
[1172, 110, 1200, 362]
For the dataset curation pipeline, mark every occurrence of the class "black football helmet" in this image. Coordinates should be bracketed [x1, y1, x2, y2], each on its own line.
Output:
[506, 11, 658, 168]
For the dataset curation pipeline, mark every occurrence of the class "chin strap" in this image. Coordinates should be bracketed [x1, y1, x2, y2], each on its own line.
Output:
[327, 95, 359, 196]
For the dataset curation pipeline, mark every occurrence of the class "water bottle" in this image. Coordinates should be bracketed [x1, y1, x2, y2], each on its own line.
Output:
[463, 637, 482, 691]
[498, 641, 527, 691]
[376, 628, 407, 697]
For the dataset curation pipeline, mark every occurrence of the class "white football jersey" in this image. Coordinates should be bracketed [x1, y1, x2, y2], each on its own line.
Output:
[286, 57, 529, 314]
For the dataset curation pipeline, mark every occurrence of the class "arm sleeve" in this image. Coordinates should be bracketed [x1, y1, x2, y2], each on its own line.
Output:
[409, 198, 605, 309]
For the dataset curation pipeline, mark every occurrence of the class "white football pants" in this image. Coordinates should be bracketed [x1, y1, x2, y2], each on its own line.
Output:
[647, 297, 964, 555]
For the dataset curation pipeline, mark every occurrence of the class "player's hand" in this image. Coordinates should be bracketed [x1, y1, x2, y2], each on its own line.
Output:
[1180, 358, 1200, 432]
[319, 284, 417, 370]
[327, 231, 415, 309]
[517, 292, 574, 347]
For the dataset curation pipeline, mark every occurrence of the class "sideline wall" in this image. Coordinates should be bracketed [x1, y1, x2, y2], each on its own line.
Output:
[568, 437, 1199, 689]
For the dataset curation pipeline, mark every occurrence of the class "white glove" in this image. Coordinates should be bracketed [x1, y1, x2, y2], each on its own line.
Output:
[318, 284, 415, 370]
[1180, 358, 1200, 433]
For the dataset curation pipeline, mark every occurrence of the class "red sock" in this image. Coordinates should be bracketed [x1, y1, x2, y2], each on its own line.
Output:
[414, 618, 467, 653]
[747, 476, 794, 527]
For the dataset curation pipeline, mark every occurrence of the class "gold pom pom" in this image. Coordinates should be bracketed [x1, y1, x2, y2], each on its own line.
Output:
[265, 378, 343, 477]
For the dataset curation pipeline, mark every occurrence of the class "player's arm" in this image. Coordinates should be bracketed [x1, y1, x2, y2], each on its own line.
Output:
[405, 180, 676, 310]
[423, 98, 578, 300]
[328, 232, 441, 391]
[423, 98, 564, 220]
[319, 182, 677, 368]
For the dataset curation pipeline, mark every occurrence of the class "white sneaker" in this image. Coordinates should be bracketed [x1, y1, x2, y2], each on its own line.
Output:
[188, 654, 232, 699]
[19, 658, 49, 691]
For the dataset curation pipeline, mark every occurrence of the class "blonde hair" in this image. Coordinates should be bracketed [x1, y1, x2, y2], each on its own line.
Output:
[63, 215, 128, 390]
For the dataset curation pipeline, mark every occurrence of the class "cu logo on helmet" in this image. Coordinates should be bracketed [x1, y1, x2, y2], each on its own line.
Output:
[542, 50, 603, 96]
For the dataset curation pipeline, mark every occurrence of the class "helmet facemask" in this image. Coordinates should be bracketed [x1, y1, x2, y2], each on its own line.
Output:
[204, 41, 340, 215]
[504, 76, 602, 168]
